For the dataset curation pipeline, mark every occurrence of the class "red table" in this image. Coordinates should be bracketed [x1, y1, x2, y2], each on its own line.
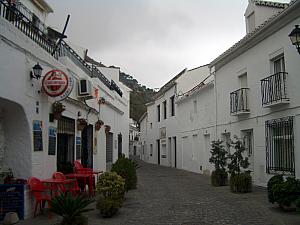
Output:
[65, 174, 94, 196]
[42, 178, 76, 196]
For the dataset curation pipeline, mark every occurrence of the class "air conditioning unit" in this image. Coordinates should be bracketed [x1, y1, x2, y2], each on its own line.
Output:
[78, 79, 93, 99]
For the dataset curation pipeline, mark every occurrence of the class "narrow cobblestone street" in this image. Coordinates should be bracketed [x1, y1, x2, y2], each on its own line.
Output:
[21, 161, 300, 225]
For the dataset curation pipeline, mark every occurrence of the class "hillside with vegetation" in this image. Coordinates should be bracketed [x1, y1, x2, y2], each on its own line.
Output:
[119, 71, 156, 122]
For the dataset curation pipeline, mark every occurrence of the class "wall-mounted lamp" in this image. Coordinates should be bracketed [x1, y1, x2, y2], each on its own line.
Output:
[289, 25, 300, 54]
[30, 63, 43, 80]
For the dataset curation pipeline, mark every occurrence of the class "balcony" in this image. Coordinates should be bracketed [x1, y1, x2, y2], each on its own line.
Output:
[0, 0, 124, 96]
[261, 72, 289, 107]
[230, 88, 250, 115]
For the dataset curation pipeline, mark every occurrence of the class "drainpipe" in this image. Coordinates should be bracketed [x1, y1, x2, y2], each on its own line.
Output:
[211, 66, 217, 140]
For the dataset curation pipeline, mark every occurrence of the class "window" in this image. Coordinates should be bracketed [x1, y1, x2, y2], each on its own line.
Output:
[150, 123, 152, 129]
[163, 100, 167, 119]
[273, 55, 285, 74]
[266, 117, 294, 175]
[170, 96, 175, 116]
[242, 130, 253, 156]
[157, 105, 160, 122]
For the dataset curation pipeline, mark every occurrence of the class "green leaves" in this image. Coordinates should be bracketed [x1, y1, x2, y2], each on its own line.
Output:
[209, 140, 228, 172]
[50, 192, 94, 225]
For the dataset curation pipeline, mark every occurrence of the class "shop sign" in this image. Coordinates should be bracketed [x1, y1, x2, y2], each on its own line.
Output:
[42, 70, 74, 101]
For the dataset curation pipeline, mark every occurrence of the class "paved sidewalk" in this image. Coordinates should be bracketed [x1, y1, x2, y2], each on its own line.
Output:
[20, 161, 300, 225]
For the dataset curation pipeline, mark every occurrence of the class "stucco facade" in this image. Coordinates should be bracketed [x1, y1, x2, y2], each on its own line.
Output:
[0, 1, 130, 217]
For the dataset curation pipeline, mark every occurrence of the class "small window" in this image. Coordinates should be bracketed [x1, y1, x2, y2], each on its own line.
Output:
[150, 123, 152, 129]
[157, 105, 160, 122]
[170, 96, 175, 116]
[163, 100, 167, 119]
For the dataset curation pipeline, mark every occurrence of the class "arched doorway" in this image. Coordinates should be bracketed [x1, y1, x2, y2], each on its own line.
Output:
[0, 97, 31, 178]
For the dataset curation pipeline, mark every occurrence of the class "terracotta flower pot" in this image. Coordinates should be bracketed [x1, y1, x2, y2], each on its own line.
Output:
[104, 125, 111, 133]
[77, 119, 88, 131]
[95, 120, 104, 131]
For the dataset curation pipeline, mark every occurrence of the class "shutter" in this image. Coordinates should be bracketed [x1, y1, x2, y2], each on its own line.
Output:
[106, 132, 113, 163]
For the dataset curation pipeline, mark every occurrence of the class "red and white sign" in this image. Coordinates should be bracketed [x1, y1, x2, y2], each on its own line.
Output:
[42, 70, 74, 101]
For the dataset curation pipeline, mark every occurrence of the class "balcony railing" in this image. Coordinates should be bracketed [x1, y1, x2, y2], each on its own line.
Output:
[261, 72, 289, 107]
[230, 88, 250, 115]
[0, 0, 123, 96]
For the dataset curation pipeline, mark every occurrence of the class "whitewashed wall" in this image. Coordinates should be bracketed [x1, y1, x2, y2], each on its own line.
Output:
[213, 16, 300, 186]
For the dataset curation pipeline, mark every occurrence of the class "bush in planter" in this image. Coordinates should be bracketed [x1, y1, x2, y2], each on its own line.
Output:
[271, 177, 300, 210]
[209, 140, 228, 186]
[111, 154, 138, 191]
[50, 192, 94, 225]
[230, 172, 252, 193]
[267, 175, 284, 203]
[96, 172, 125, 217]
[227, 137, 252, 193]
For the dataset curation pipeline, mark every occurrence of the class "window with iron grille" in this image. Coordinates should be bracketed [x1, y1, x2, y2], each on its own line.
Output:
[265, 116, 295, 176]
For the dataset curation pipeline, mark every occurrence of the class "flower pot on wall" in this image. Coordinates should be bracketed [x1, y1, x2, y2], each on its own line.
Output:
[104, 125, 111, 134]
[77, 118, 88, 131]
[95, 120, 104, 131]
[52, 102, 65, 120]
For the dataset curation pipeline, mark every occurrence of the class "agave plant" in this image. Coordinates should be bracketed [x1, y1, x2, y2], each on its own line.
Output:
[50, 192, 94, 225]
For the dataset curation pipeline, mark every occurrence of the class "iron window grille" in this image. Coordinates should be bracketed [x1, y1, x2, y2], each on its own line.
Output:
[265, 116, 295, 176]
[261, 72, 289, 107]
[230, 88, 250, 114]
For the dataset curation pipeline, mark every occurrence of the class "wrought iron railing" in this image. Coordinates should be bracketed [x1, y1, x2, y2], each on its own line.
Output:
[261, 72, 288, 106]
[265, 116, 295, 176]
[230, 88, 250, 114]
[0, 0, 123, 96]
[0, 0, 58, 58]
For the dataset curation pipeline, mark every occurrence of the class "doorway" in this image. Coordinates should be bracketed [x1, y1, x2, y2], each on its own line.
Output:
[118, 133, 122, 158]
[157, 139, 160, 165]
[81, 124, 93, 168]
[57, 117, 75, 173]
[173, 136, 177, 168]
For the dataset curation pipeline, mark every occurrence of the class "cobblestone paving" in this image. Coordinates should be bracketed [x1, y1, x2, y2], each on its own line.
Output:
[20, 161, 300, 225]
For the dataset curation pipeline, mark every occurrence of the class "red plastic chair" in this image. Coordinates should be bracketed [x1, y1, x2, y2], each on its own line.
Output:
[52, 172, 80, 196]
[28, 177, 52, 217]
[74, 161, 100, 196]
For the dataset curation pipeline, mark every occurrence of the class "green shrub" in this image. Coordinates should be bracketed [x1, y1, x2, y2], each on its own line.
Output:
[211, 169, 228, 186]
[111, 154, 137, 191]
[230, 172, 252, 193]
[227, 137, 252, 193]
[209, 140, 228, 186]
[50, 192, 94, 225]
[267, 175, 284, 203]
[271, 177, 300, 209]
[96, 172, 125, 217]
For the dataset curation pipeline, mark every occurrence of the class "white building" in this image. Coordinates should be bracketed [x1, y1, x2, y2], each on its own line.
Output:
[139, 65, 210, 168]
[129, 119, 141, 159]
[0, 0, 130, 218]
[140, 0, 300, 187]
[210, 0, 300, 186]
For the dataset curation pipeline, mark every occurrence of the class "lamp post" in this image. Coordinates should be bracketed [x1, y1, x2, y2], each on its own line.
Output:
[289, 25, 300, 54]
[30, 63, 43, 80]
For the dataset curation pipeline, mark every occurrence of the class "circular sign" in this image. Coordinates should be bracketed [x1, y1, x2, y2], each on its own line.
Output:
[42, 70, 74, 101]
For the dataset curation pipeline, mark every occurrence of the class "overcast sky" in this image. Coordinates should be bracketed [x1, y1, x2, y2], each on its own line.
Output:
[46, 0, 290, 89]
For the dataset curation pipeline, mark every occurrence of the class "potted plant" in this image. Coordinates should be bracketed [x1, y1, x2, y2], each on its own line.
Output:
[52, 101, 65, 120]
[209, 140, 228, 186]
[77, 118, 88, 131]
[111, 154, 138, 191]
[104, 125, 111, 133]
[95, 120, 104, 131]
[96, 172, 125, 217]
[98, 97, 106, 105]
[268, 175, 300, 211]
[50, 192, 94, 225]
[227, 136, 252, 193]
